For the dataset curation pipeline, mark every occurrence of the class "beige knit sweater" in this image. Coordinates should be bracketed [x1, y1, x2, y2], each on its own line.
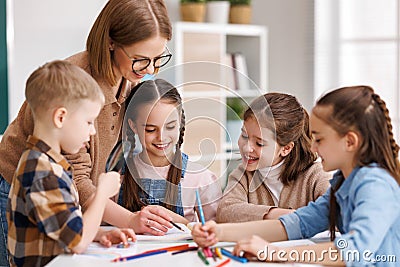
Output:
[216, 162, 331, 223]
[0, 52, 133, 209]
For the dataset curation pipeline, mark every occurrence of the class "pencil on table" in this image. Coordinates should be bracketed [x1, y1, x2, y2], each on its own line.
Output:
[197, 249, 210, 265]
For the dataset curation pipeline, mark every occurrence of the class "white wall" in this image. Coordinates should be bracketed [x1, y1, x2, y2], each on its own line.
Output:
[7, 0, 107, 121]
[251, 0, 315, 110]
[8, 0, 315, 120]
[165, 0, 315, 110]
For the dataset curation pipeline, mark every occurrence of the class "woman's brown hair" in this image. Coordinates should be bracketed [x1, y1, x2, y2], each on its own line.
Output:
[122, 79, 185, 212]
[87, 0, 172, 86]
[243, 92, 317, 185]
[312, 85, 400, 240]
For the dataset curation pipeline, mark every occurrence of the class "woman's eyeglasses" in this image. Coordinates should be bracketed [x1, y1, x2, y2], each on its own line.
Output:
[119, 46, 172, 75]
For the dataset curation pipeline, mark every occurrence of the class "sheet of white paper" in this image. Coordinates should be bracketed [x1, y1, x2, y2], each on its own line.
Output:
[271, 239, 315, 248]
[73, 240, 137, 261]
[136, 223, 192, 242]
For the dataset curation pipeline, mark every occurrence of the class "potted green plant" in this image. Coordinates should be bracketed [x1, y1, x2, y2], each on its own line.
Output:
[180, 0, 206, 22]
[205, 0, 230, 24]
[226, 97, 247, 143]
[229, 0, 251, 24]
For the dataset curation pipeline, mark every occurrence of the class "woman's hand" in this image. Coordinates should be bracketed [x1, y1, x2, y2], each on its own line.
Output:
[130, 205, 175, 235]
[191, 220, 219, 247]
[96, 228, 136, 247]
[233, 235, 276, 262]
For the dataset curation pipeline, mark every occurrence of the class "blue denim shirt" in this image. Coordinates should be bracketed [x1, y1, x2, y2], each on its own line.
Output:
[118, 153, 188, 216]
[280, 163, 400, 266]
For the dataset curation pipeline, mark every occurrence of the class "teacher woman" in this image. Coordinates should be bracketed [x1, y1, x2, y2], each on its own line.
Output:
[0, 0, 175, 265]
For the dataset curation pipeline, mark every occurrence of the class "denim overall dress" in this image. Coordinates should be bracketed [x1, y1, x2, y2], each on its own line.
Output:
[118, 153, 189, 216]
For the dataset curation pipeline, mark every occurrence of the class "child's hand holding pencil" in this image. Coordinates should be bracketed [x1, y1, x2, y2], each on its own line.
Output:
[192, 189, 220, 247]
[191, 221, 219, 248]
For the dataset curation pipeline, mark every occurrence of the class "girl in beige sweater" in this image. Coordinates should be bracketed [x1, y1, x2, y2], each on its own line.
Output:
[217, 93, 331, 223]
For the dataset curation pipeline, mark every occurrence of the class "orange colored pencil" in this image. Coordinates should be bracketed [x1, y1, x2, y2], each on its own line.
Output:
[143, 244, 189, 254]
[214, 258, 230, 267]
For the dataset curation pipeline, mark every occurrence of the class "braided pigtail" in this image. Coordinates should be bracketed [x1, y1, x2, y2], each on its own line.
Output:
[164, 108, 186, 211]
[122, 124, 145, 212]
[329, 176, 344, 241]
[371, 93, 400, 184]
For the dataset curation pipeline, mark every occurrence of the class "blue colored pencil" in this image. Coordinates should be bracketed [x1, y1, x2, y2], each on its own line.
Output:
[195, 189, 206, 225]
[112, 249, 167, 262]
[220, 248, 248, 263]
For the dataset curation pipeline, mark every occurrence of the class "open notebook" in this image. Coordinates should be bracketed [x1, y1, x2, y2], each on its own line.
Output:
[136, 223, 192, 242]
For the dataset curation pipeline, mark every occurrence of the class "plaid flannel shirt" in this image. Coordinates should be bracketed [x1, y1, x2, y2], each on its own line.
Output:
[7, 135, 83, 267]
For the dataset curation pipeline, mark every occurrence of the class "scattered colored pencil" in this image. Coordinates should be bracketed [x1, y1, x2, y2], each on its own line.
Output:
[112, 250, 167, 262]
[197, 249, 210, 265]
[171, 246, 198, 255]
[211, 248, 217, 261]
[220, 248, 248, 263]
[214, 258, 231, 267]
[143, 244, 189, 254]
[214, 247, 223, 259]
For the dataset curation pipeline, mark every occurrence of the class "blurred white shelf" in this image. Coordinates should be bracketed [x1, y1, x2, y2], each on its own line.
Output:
[190, 152, 242, 162]
[182, 89, 262, 98]
[174, 22, 267, 182]
[175, 21, 266, 37]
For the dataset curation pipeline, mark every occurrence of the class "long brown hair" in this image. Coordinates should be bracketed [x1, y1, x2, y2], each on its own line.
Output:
[122, 79, 185, 212]
[87, 0, 172, 86]
[243, 93, 317, 185]
[312, 85, 400, 240]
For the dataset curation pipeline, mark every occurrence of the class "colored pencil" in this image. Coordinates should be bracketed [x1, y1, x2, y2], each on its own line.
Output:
[197, 249, 210, 265]
[203, 247, 211, 257]
[220, 248, 248, 263]
[215, 247, 223, 259]
[112, 249, 167, 262]
[170, 220, 184, 232]
[195, 189, 206, 225]
[214, 258, 231, 267]
[211, 248, 217, 261]
[171, 246, 198, 255]
[143, 244, 189, 254]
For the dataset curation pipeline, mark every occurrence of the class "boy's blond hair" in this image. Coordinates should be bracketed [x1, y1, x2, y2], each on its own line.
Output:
[25, 60, 105, 117]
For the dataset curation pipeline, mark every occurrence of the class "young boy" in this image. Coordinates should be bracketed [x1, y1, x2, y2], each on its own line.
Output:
[6, 60, 135, 267]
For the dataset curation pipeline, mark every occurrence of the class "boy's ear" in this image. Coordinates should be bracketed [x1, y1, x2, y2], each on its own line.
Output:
[279, 141, 294, 157]
[53, 107, 67, 128]
[128, 119, 137, 134]
[344, 131, 360, 152]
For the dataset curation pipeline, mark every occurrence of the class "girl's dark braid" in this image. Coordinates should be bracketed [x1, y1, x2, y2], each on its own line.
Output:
[178, 108, 186, 148]
[371, 93, 399, 160]
[123, 124, 145, 211]
[164, 108, 186, 211]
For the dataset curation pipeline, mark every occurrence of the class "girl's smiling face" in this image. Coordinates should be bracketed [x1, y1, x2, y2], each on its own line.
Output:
[310, 107, 356, 177]
[238, 117, 285, 171]
[129, 100, 180, 167]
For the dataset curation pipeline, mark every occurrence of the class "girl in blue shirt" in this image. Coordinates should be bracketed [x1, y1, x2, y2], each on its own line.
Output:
[192, 85, 400, 266]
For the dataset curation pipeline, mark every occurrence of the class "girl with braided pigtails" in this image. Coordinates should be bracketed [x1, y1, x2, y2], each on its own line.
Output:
[118, 79, 222, 226]
[192, 86, 400, 266]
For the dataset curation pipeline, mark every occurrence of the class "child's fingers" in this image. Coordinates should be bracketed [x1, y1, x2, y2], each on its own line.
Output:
[116, 231, 128, 244]
[200, 220, 216, 232]
[98, 235, 112, 247]
[121, 228, 136, 242]
[192, 228, 209, 238]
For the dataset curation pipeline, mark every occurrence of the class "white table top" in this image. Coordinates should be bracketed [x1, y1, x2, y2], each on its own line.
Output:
[45, 240, 323, 267]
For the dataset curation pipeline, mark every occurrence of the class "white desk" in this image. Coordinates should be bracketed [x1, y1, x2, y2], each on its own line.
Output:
[46, 240, 323, 267]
